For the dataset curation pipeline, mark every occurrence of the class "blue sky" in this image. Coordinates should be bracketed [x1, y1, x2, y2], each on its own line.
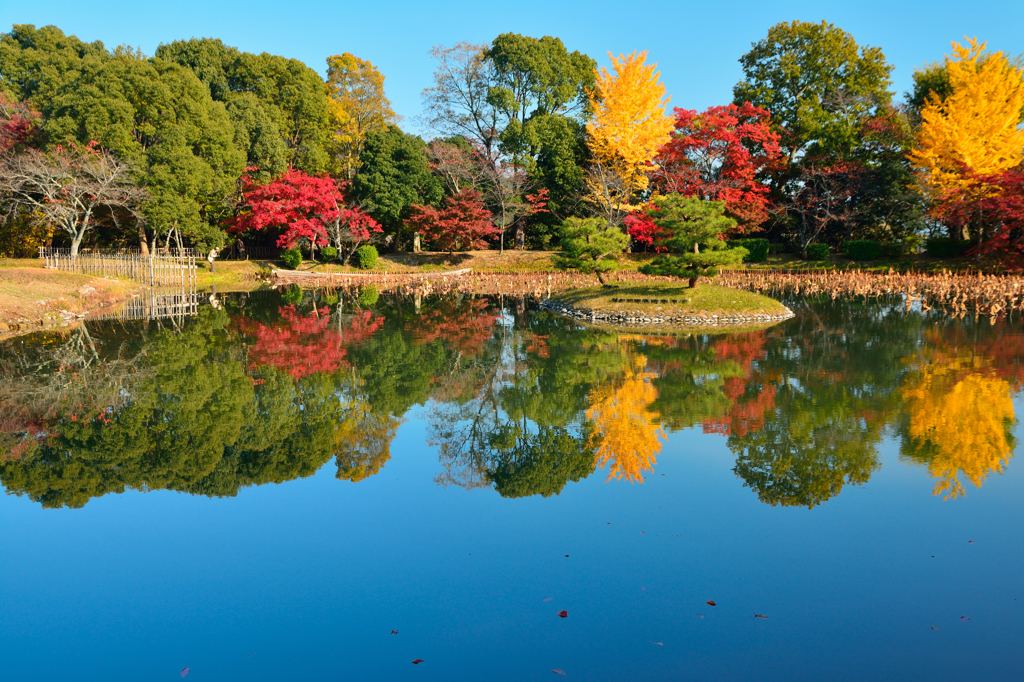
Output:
[3, 0, 1022, 135]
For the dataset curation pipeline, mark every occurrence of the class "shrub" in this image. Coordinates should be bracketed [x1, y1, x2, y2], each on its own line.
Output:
[804, 243, 830, 260]
[926, 238, 972, 258]
[844, 239, 882, 260]
[320, 246, 338, 261]
[357, 285, 379, 307]
[730, 238, 770, 262]
[280, 247, 302, 269]
[355, 244, 379, 270]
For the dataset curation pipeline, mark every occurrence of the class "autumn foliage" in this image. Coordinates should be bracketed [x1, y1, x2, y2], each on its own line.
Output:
[407, 189, 499, 252]
[653, 103, 783, 230]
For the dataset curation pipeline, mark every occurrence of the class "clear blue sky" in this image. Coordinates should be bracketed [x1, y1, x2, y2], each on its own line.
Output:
[3, 0, 1022, 135]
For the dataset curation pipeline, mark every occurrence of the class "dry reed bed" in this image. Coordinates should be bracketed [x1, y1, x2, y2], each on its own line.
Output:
[275, 270, 606, 299]
[718, 269, 1024, 319]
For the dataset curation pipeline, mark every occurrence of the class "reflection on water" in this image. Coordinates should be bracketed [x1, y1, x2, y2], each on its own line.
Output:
[0, 290, 1021, 508]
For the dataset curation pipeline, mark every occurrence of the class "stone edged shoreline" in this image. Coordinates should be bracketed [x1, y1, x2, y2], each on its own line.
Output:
[539, 299, 795, 327]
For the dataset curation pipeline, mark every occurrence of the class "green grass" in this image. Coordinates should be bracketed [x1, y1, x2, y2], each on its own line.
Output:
[553, 282, 788, 316]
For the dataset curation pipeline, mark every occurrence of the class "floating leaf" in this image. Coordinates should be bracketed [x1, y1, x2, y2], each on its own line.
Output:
[968, 541, 975, 544]
[706, 601, 716, 606]
[649, 641, 663, 646]
[390, 630, 398, 635]
[412, 659, 424, 664]
[753, 614, 768, 619]
[543, 598, 553, 602]
[930, 626, 939, 629]
[960, 616, 971, 621]
[552, 669, 567, 676]
[564, 555, 569, 557]
[558, 610, 568, 618]
[180, 669, 190, 678]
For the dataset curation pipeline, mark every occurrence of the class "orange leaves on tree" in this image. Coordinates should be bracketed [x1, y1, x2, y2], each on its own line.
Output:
[909, 37, 1024, 224]
[406, 189, 500, 252]
[586, 353, 667, 483]
[586, 51, 674, 217]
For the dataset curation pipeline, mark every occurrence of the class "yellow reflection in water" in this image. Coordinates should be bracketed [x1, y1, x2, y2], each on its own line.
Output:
[586, 353, 667, 483]
[903, 359, 1015, 499]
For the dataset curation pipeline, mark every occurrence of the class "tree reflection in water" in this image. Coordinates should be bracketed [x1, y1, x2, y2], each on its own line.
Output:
[0, 291, 1022, 508]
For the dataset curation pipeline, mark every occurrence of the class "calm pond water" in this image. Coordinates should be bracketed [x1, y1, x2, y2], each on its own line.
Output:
[1, 288, 1023, 681]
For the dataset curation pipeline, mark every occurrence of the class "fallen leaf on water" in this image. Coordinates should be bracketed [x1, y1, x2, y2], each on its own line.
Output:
[698, 614, 704, 618]
[390, 630, 398, 635]
[649, 641, 663, 646]
[639, 532, 645, 534]
[412, 659, 424, 664]
[754, 614, 768, 619]
[558, 610, 568, 618]
[930, 626, 938, 629]
[543, 598, 553, 602]
[706, 601, 716, 606]
[552, 669, 566, 676]
[968, 541, 975, 544]
[641, 587, 646, 591]
[180, 669, 190, 678]
[960, 616, 970, 621]
[564, 555, 569, 557]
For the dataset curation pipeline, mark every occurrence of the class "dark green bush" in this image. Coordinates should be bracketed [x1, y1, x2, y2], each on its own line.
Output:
[355, 244, 379, 270]
[280, 247, 302, 270]
[926, 238, 972, 258]
[730, 238, 770, 262]
[320, 246, 338, 261]
[844, 239, 882, 260]
[357, 285, 379, 307]
[804, 243, 830, 260]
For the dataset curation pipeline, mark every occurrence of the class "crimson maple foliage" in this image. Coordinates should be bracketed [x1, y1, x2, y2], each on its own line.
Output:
[652, 102, 783, 231]
[701, 331, 777, 438]
[0, 93, 42, 153]
[940, 168, 1024, 268]
[408, 299, 497, 357]
[226, 168, 381, 255]
[407, 189, 499, 252]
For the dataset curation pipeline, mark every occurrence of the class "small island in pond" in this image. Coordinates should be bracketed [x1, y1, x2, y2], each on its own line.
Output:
[543, 282, 793, 330]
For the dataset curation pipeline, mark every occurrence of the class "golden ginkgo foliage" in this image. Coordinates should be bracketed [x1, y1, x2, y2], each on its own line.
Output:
[902, 359, 1016, 499]
[586, 51, 674, 223]
[325, 53, 400, 179]
[586, 353, 667, 483]
[910, 37, 1024, 205]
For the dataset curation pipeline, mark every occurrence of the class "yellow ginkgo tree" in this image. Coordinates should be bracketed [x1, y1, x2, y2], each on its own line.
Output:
[586, 51, 674, 226]
[326, 53, 400, 179]
[909, 38, 1024, 237]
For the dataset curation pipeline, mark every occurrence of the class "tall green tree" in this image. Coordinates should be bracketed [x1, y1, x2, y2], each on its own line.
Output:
[351, 123, 442, 246]
[156, 37, 332, 175]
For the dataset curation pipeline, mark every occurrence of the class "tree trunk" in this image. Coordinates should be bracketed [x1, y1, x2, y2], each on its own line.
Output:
[514, 222, 525, 250]
[70, 233, 84, 258]
[138, 224, 149, 257]
[413, 232, 422, 253]
[597, 270, 607, 285]
[688, 276, 698, 289]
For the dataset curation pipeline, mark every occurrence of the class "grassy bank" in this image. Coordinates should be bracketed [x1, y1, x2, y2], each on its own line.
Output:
[553, 282, 789, 316]
[0, 268, 138, 334]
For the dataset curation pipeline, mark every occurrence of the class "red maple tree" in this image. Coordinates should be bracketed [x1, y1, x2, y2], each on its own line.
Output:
[940, 167, 1024, 268]
[652, 102, 783, 231]
[407, 189, 500, 252]
[0, 93, 43, 153]
[226, 168, 381, 259]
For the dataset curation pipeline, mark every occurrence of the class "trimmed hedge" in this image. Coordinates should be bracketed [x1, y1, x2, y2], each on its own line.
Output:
[730, 237, 770, 263]
[320, 246, 338, 261]
[926, 238, 972, 258]
[804, 243, 830, 260]
[880, 242, 905, 259]
[281, 247, 302, 269]
[844, 239, 882, 260]
[355, 244, 379, 269]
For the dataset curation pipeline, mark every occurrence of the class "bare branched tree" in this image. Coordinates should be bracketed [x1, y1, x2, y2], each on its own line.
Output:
[0, 143, 146, 256]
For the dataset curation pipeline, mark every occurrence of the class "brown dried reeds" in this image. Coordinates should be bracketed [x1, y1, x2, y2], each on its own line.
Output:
[718, 269, 1024, 320]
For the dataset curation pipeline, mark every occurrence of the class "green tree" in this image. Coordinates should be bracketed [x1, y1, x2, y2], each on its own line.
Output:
[350, 123, 443, 246]
[554, 216, 629, 282]
[733, 20, 894, 164]
[637, 195, 747, 287]
[156, 37, 332, 175]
